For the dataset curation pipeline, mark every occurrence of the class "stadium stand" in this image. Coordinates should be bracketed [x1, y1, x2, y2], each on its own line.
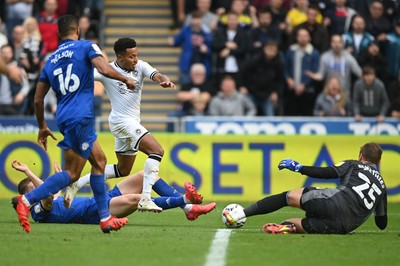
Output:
[101, 0, 180, 131]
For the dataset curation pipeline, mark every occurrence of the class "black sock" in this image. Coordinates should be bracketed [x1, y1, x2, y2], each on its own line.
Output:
[114, 164, 121, 178]
[244, 191, 288, 217]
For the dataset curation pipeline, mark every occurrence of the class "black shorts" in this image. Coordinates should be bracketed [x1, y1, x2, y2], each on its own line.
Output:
[300, 187, 348, 234]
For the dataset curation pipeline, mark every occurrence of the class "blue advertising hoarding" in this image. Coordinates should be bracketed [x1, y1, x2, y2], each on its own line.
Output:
[182, 117, 400, 135]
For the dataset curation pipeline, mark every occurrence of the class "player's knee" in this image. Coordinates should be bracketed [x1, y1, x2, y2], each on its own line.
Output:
[91, 155, 107, 173]
[154, 146, 164, 157]
[147, 143, 164, 157]
[287, 190, 302, 207]
[64, 170, 79, 182]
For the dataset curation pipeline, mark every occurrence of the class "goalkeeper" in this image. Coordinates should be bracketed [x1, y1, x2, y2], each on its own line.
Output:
[223, 142, 387, 234]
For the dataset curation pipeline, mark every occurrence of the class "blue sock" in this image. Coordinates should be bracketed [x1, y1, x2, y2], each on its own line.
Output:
[90, 174, 110, 220]
[152, 196, 185, 210]
[153, 178, 185, 208]
[25, 172, 70, 205]
[153, 178, 181, 197]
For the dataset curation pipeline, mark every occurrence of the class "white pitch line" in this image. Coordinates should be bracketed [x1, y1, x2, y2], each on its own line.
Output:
[204, 229, 232, 266]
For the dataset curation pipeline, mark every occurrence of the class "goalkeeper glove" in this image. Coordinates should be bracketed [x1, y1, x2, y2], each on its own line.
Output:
[278, 159, 303, 172]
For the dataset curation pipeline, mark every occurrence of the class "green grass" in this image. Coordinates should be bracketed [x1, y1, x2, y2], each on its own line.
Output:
[1, 199, 399, 266]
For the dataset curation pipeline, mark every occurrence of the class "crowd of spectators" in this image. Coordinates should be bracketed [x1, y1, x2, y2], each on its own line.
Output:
[0, 0, 101, 116]
[168, 0, 400, 121]
[1, 0, 399, 122]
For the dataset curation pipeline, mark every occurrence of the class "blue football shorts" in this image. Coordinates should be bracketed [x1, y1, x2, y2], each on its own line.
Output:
[57, 117, 97, 159]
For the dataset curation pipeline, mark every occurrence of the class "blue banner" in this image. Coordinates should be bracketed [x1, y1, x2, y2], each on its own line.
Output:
[183, 117, 400, 135]
[2, 116, 400, 135]
[0, 117, 58, 133]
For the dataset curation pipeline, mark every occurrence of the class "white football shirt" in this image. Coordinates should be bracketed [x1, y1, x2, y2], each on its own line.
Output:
[94, 60, 158, 123]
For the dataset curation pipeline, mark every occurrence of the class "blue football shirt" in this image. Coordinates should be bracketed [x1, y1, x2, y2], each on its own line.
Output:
[31, 196, 100, 224]
[39, 39, 103, 124]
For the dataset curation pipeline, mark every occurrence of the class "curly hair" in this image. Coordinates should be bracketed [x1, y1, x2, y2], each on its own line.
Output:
[113, 38, 137, 55]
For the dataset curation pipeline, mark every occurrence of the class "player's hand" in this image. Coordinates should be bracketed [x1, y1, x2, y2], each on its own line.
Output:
[125, 77, 136, 90]
[160, 81, 176, 89]
[278, 159, 303, 172]
[11, 160, 29, 173]
[53, 161, 62, 173]
[37, 127, 57, 151]
[7, 64, 25, 84]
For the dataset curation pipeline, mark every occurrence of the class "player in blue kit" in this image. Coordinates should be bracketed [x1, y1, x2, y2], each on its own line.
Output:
[11, 14, 136, 233]
[12, 160, 216, 224]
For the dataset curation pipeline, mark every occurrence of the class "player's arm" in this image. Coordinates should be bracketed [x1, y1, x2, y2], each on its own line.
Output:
[152, 72, 176, 89]
[91, 56, 136, 89]
[12, 160, 44, 187]
[374, 192, 388, 230]
[11, 160, 54, 210]
[278, 159, 338, 179]
[298, 166, 338, 179]
[0, 55, 25, 84]
[34, 81, 57, 151]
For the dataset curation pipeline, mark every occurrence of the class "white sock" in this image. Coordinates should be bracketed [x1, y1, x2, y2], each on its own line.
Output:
[22, 195, 31, 207]
[76, 173, 91, 190]
[183, 195, 190, 204]
[183, 204, 192, 212]
[142, 157, 160, 199]
[73, 165, 119, 191]
[105, 164, 118, 180]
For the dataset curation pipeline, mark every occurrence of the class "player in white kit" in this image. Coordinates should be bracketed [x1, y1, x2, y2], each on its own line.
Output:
[64, 38, 176, 212]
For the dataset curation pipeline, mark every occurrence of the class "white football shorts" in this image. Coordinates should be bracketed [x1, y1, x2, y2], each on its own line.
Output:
[109, 119, 149, 155]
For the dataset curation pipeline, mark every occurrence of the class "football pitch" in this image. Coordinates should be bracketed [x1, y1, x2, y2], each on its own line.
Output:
[1, 199, 399, 266]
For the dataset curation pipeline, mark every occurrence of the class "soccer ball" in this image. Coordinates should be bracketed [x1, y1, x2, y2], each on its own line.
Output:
[221, 203, 247, 228]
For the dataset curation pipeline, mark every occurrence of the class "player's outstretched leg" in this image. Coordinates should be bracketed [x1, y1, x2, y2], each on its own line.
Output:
[184, 182, 203, 204]
[100, 216, 129, 233]
[184, 202, 217, 221]
[262, 223, 297, 234]
[11, 195, 31, 233]
[139, 155, 163, 212]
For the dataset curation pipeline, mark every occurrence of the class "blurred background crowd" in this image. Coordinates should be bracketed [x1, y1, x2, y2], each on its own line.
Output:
[168, 0, 400, 121]
[0, 0, 101, 117]
[0, 0, 399, 123]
